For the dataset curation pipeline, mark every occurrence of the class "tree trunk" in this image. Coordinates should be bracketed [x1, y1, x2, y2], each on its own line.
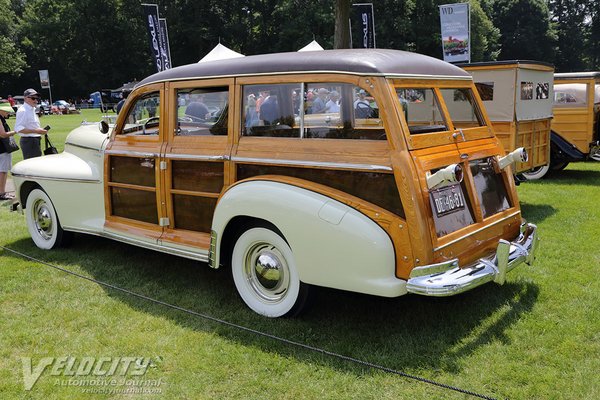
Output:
[334, 0, 351, 49]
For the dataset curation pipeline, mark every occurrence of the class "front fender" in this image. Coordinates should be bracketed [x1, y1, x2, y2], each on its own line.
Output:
[212, 180, 407, 297]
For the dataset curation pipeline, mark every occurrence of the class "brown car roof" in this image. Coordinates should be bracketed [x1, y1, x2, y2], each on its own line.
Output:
[137, 49, 471, 87]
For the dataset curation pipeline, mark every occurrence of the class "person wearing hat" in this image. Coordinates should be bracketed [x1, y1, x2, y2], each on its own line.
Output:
[0, 102, 18, 200]
[354, 89, 372, 118]
[15, 88, 48, 159]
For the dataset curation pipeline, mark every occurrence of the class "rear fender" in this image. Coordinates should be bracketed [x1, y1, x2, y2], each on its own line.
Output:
[212, 179, 406, 297]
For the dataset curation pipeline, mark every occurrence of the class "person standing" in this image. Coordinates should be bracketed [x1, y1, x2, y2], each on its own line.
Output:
[15, 89, 47, 159]
[0, 102, 18, 200]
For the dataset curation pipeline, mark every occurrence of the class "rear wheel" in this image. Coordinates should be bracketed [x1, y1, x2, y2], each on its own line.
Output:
[25, 188, 71, 249]
[231, 226, 311, 317]
[521, 165, 550, 180]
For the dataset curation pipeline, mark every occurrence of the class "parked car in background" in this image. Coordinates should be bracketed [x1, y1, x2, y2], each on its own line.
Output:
[11, 95, 24, 112]
[459, 61, 555, 180]
[52, 100, 79, 115]
[11, 49, 538, 318]
[12, 95, 47, 116]
[550, 72, 600, 171]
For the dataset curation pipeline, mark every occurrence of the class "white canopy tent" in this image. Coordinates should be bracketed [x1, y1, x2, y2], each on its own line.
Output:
[198, 43, 245, 63]
[298, 40, 324, 52]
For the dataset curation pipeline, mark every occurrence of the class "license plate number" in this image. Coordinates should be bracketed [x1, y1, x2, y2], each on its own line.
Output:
[430, 184, 465, 217]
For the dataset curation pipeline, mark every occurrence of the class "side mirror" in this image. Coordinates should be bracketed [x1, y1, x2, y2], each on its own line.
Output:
[99, 120, 109, 134]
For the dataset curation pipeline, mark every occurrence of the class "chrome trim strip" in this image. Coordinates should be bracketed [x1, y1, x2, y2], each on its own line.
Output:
[65, 142, 102, 152]
[104, 149, 159, 158]
[164, 153, 229, 161]
[136, 71, 472, 88]
[208, 230, 218, 269]
[231, 156, 393, 172]
[10, 173, 100, 184]
[433, 210, 521, 251]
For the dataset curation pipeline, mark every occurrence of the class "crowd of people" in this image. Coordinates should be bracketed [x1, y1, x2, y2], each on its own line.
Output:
[245, 86, 375, 127]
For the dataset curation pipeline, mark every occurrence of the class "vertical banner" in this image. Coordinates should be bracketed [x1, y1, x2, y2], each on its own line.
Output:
[439, 3, 470, 63]
[142, 3, 164, 72]
[38, 70, 50, 89]
[350, 3, 376, 49]
[158, 18, 172, 70]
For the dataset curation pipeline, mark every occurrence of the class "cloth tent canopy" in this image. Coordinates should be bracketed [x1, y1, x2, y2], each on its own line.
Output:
[199, 43, 245, 63]
[298, 40, 324, 52]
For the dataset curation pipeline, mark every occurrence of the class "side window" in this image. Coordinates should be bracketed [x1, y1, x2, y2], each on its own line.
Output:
[553, 84, 588, 107]
[120, 92, 160, 136]
[176, 87, 228, 136]
[396, 88, 447, 134]
[242, 84, 301, 137]
[241, 82, 386, 140]
[304, 83, 384, 140]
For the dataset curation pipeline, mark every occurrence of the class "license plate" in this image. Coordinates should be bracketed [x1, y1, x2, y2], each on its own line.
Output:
[430, 184, 466, 217]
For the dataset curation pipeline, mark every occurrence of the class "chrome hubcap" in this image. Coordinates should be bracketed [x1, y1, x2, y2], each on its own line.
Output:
[33, 199, 53, 240]
[244, 243, 289, 303]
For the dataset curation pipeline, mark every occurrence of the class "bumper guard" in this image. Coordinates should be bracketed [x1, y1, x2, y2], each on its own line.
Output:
[406, 223, 538, 296]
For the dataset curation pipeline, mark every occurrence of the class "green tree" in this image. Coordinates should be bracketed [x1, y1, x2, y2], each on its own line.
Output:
[589, 0, 600, 69]
[492, 0, 556, 62]
[469, 0, 500, 61]
[0, 0, 27, 77]
[549, 0, 588, 71]
[14, 0, 151, 98]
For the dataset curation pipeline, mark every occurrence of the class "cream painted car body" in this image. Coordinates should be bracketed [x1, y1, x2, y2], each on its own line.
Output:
[12, 124, 401, 298]
[12, 124, 107, 233]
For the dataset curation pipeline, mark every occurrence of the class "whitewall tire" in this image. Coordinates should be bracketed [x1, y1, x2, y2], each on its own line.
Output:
[521, 164, 550, 180]
[231, 227, 310, 317]
[25, 188, 69, 249]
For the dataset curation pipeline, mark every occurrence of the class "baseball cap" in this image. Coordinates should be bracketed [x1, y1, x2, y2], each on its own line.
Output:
[23, 88, 40, 98]
[0, 102, 14, 113]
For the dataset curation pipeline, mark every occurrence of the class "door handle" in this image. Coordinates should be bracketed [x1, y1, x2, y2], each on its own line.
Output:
[452, 129, 465, 141]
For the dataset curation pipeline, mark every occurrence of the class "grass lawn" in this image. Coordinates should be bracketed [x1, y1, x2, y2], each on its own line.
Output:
[1, 113, 599, 399]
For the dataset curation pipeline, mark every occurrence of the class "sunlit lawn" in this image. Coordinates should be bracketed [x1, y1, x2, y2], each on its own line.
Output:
[0, 114, 599, 398]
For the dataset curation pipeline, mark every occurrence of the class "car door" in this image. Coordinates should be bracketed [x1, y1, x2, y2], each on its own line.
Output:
[103, 83, 166, 244]
[158, 79, 234, 255]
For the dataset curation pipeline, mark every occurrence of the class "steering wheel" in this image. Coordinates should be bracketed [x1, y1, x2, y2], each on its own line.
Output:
[355, 102, 373, 118]
[142, 116, 160, 135]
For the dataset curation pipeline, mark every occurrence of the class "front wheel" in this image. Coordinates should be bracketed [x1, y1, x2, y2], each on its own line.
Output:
[25, 188, 71, 249]
[231, 227, 311, 317]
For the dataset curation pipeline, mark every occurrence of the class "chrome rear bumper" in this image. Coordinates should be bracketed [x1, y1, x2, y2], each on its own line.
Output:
[406, 223, 538, 296]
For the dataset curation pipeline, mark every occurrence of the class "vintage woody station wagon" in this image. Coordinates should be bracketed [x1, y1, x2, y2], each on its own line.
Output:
[12, 49, 539, 317]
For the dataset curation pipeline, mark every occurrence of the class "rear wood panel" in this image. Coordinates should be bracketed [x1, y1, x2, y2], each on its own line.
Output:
[552, 107, 593, 154]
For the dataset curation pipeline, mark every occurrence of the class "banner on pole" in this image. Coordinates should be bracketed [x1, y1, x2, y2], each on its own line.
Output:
[158, 18, 172, 70]
[439, 3, 470, 63]
[38, 70, 50, 89]
[351, 3, 376, 49]
[142, 4, 171, 72]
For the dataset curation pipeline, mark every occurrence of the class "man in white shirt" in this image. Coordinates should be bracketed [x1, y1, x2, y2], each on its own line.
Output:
[325, 90, 340, 113]
[15, 88, 47, 159]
